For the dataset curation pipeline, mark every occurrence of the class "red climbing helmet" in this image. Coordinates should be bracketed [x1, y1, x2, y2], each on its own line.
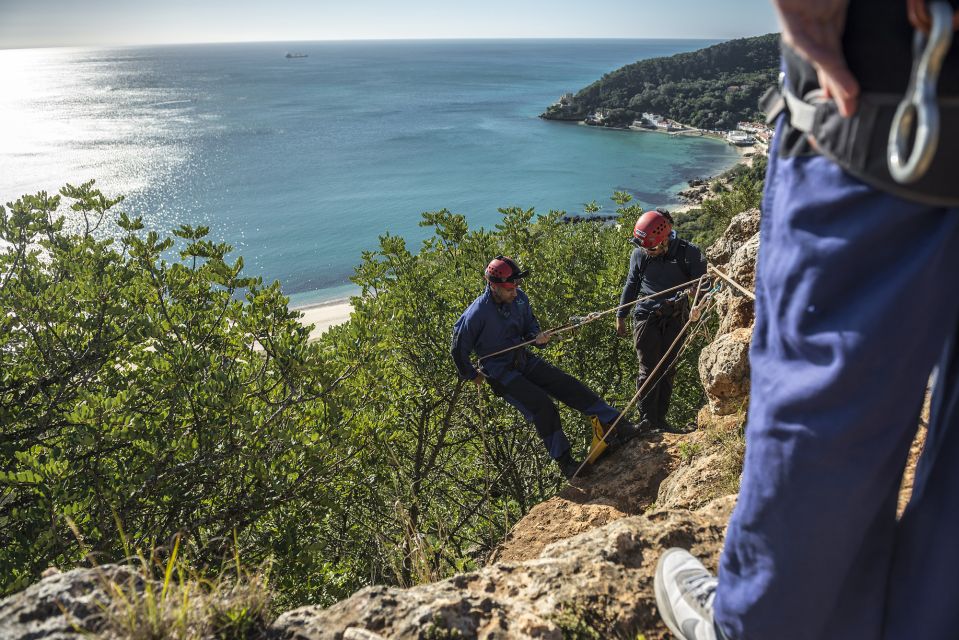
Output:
[484, 255, 528, 289]
[632, 210, 672, 248]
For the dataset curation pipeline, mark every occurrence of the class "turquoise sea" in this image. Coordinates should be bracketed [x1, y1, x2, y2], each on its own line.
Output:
[0, 40, 740, 304]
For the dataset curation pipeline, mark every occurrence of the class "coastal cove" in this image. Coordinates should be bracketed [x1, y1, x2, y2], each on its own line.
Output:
[1, 39, 743, 308]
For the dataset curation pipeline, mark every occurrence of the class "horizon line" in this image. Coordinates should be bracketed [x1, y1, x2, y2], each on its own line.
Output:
[2, 32, 777, 52]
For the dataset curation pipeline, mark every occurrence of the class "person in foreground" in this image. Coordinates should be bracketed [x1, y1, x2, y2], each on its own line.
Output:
[616, 209, 707, 433]
[655, 0, 959, 638]
[451, 256, 639, 479]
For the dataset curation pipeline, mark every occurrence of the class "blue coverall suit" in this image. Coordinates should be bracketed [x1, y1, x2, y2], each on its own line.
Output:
[712, 13, 959, 637]
[451, 287, 622, 459]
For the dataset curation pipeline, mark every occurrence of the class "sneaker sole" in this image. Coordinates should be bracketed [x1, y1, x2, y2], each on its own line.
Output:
[654, 549, 687, 640]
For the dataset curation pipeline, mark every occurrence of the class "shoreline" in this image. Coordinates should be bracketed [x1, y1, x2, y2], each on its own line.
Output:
[288, 127, 758, 338]
[572, 119, 757, 207]
[292, 298, 354, 341]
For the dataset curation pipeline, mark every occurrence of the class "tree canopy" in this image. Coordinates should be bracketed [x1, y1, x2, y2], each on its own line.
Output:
[543, 34, 780, 130]
[0, 176, 763, 607]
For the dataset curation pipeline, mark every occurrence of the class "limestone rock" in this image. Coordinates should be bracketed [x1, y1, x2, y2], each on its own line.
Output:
[706, 208, 760, 266]
[491, 434, 674, 564]
[715, 292, 754, 337]
[698, 327, 752, 416]
[0, 565, 140, 640]
[268, 497, 736, 640]
[726, 231, 760, 291]
[657, 452, 734, 511]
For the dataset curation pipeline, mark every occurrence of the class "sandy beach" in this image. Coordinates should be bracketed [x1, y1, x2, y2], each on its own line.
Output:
[294, 299, 354, 340]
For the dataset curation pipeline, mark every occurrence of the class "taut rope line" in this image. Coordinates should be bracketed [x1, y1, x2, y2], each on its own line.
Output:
[475, 276, 709, 366]
[568, 289, 716, 480]
[708, 264, 755, 301]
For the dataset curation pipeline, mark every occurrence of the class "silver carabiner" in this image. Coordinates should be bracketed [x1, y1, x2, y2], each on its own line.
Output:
[888, 1, 955, 184]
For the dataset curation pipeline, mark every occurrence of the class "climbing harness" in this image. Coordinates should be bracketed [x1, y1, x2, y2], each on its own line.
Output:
[888, 1, 956, 183]
[764, 8, 959, 207]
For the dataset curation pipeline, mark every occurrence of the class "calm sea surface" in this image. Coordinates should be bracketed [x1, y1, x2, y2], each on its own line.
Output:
[0, 40, 739, 304]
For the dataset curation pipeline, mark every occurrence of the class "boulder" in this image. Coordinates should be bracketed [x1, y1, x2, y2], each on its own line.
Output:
[715, 292, 754, 337]
[698, 327, 752, 416]
[706, 208, 760, 266]
[726, 231, 760, 291]
[0, 565, 141, 640]
[656, 451, 732, 511]
[268, 497, 736, 640]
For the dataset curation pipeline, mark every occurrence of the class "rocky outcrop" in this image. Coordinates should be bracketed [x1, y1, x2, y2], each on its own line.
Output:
[491, 434, 674, 564]
[700, 207, 759, 417]
[698, 327, 752, 416]
[0, 565, 141, 640]
[706, 208, 760, 267]
[270, 497, 736, 640]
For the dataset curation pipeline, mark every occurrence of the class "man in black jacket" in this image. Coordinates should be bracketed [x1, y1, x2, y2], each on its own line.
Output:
[616, 209, 707, 433]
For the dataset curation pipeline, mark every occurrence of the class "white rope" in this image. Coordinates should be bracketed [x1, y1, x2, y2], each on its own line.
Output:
[476, 275, 710, 366]
[568, 291, 716, 480]
[708, 264, 755, 301]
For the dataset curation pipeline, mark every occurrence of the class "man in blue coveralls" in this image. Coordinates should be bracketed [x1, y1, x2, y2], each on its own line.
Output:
[654, 0, 959, 639]
[451, 255, 639, 479]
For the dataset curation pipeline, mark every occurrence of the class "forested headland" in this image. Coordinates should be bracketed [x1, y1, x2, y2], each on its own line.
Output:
[542, 33, 780, 130]
[0, 170, 762, 633]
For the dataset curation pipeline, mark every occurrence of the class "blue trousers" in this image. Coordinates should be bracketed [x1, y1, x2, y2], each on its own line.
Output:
[488, 355, 621, 459]
[713, 127, 959, 639]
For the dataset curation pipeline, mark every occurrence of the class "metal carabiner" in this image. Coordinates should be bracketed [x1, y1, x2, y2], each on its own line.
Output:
[888, 1, 955, 184]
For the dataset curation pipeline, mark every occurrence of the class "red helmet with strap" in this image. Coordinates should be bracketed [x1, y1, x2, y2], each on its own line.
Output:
[484, 255, 528, 289]
[632, 210, 672, 248]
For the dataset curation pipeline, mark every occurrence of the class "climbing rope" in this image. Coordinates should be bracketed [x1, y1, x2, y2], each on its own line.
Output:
[707, 264, 755, 301]
[469, 265, 756, 482]
[475, 275, 710, 367]
[568, 288, 717, 480]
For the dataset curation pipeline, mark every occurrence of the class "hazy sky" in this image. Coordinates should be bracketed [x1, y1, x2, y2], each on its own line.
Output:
[1, 0, 779, 49]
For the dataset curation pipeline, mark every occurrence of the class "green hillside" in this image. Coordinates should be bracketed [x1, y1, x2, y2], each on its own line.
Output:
[542, 33, 780, 130]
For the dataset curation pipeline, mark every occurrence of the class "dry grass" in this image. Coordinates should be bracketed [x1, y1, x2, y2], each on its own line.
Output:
[64, 519, 273, 640]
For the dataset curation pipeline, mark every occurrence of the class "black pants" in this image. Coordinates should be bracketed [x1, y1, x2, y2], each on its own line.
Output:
[487, 356, 619, 459]
[633, 310, 686, 427]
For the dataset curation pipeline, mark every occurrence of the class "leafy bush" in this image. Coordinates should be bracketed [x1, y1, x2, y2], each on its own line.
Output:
[1, 182, 743, 607]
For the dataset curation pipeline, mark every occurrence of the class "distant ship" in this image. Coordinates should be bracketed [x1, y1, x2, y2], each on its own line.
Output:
[285, 53, 308, 59]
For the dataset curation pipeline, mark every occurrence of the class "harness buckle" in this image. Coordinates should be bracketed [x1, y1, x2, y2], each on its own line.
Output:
[888, 1, 955, 184]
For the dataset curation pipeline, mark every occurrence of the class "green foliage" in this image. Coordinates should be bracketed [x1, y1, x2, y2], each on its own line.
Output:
[544, 34, 780, 130]
[0, 178, 748, 611]
[552, 603, 603, 640]
[68, 528, 272, 640]
[674, 155, 766, 248]
[0, 182, 344, 597]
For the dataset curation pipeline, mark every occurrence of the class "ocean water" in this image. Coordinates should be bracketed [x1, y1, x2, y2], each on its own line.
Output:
[0, 40, 740, 304]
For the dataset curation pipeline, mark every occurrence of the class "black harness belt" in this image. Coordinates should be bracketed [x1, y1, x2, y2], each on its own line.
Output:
[765, 86, 959, 207]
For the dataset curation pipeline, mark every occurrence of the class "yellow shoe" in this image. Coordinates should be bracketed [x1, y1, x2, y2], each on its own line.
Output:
[586, 415, 609, 464]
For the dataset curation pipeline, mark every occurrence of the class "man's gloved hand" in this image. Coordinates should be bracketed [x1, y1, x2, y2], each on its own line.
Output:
[615, 317, 629, 338]
[690, 306, 702, 323]
[773, 0, 860, 117]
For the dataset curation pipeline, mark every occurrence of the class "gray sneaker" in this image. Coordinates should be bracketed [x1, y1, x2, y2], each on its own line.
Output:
[654, 548, 727, 640]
